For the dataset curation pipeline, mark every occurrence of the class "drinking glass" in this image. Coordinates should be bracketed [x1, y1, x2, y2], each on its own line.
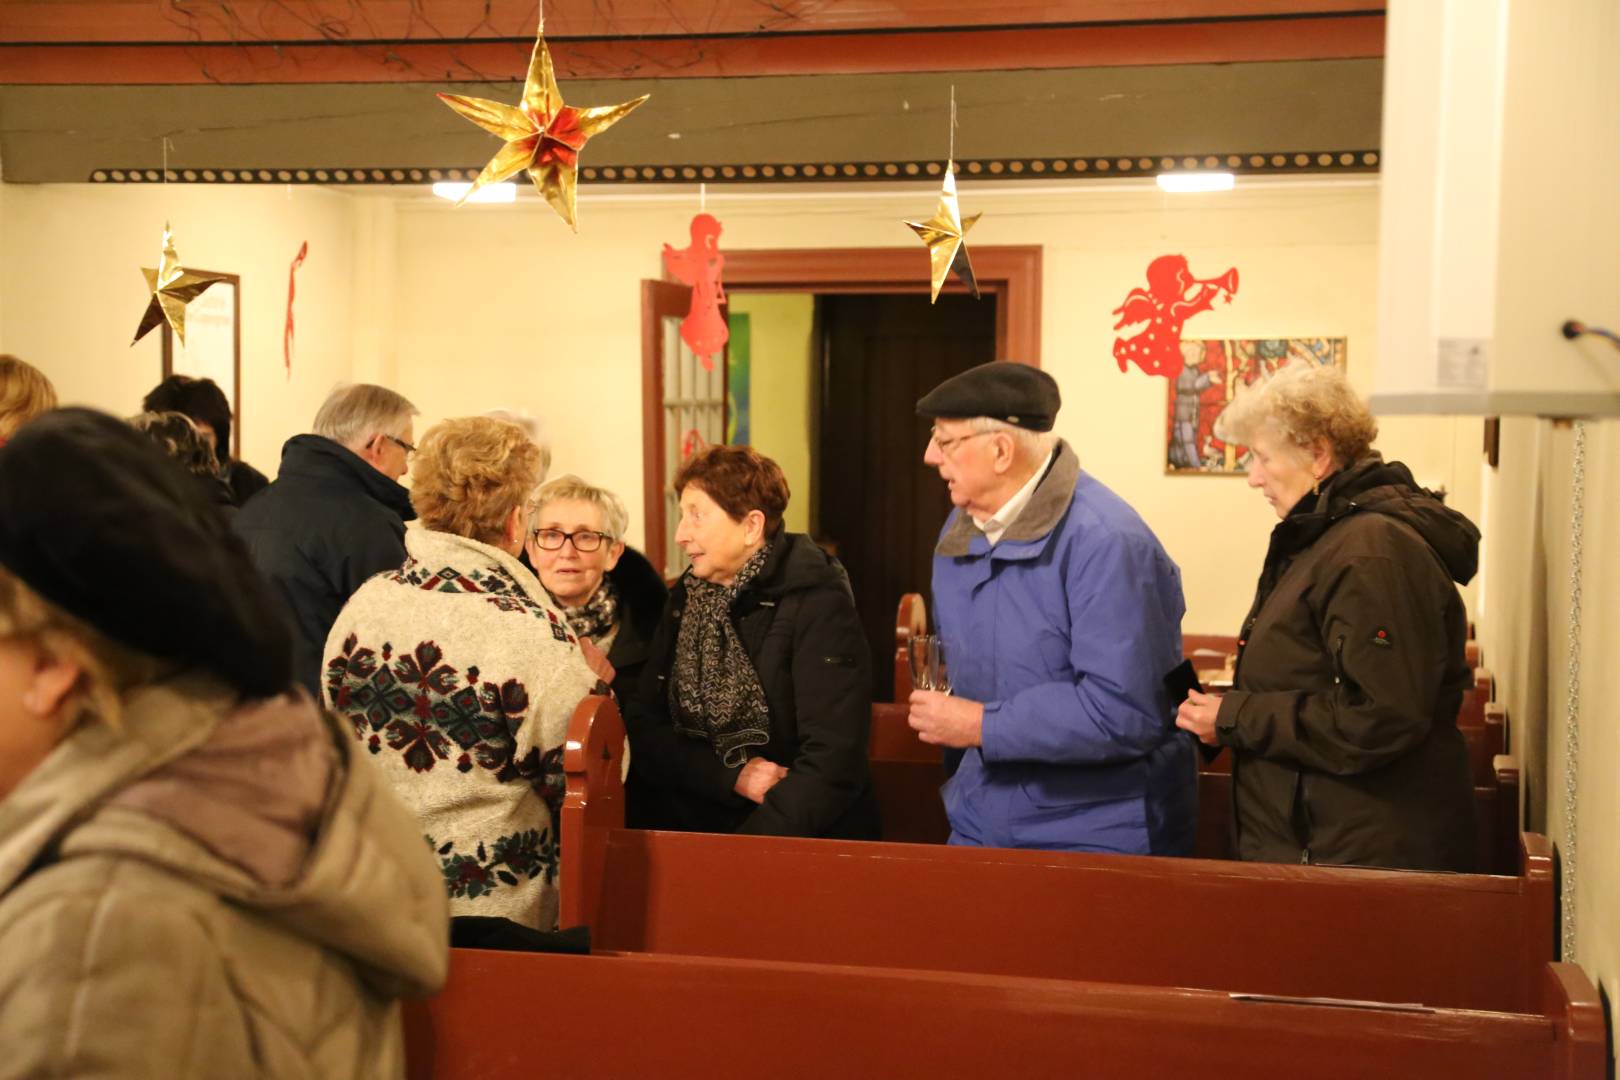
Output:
[908, 634, 951, 694]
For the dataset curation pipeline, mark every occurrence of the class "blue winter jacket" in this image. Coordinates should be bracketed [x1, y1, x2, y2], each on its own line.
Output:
[932, 441, 1196, 855]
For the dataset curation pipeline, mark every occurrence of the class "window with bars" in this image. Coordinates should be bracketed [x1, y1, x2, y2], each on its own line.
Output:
[661, 314, 726, 575]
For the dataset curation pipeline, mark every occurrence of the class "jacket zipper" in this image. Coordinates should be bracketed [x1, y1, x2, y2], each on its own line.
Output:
[1296, 635, 1347, 863]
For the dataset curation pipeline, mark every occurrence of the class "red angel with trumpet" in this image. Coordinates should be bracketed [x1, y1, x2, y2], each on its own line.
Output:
[1112, 254, 1239, 382]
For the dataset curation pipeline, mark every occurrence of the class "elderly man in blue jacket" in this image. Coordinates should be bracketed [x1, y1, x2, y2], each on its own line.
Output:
[908, 362, 1196, 855]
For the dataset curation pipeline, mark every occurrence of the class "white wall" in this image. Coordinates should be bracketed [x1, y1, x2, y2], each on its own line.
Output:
[0, 177, 1481, 640]
[384, 179, 1476, 635]
[0, 182, 361, 474]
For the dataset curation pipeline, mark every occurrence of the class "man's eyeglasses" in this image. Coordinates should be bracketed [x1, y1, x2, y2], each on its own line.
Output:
[383, 434, 417, 456]
[928, 428, 991, 456]
[531, 528, 613, 553]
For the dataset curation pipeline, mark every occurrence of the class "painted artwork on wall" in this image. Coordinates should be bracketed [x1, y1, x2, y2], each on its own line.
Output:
[1165, 337, 1347, 475]
[726, 312, 751, 445]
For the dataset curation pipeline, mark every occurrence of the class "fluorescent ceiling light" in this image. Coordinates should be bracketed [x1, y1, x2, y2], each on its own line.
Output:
[1156, 172, 1235, 193]
[431, 181, 516, 203]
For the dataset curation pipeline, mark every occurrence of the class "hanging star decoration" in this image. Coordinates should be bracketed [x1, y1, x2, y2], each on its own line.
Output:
[131, 223, 230, 347]
[437, 26, 649, 230]
[905, 165, 982, 304]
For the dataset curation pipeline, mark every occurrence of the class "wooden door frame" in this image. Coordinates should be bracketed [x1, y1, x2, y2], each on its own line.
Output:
[643, 244, 1041, 571]
[717, 245, 1042, 365]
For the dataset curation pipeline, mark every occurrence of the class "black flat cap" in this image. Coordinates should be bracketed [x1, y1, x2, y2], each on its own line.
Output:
[0, 408, 292, 698]
[916, 361, 1061, 432]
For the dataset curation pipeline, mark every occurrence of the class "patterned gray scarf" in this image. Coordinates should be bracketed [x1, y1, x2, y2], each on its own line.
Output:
[558, 575, 619, 643]
[669, 544, 773, 767]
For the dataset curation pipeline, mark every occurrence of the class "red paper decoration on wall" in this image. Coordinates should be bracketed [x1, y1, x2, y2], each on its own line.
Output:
[285, 241, 309, 379]
[1111, 254, 1239, 382]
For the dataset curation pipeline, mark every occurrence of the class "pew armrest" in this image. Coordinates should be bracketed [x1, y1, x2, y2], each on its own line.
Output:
[559, 694, 627, 930]
[893, 593, 927, 703]
[1538, 962, 1610, 1080]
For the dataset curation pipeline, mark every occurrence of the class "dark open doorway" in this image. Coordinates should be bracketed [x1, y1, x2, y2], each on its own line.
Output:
[815, 293, 998, 699]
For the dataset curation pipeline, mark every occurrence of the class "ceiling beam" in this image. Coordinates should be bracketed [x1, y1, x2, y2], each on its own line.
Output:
[0, 0, 1383, 44]
[0, 13, 1382, 84]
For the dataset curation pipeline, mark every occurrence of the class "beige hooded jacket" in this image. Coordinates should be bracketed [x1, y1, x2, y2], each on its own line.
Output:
[0, 673, 449, 1078]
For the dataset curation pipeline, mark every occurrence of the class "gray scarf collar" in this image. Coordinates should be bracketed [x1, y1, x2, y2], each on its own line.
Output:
[669, 544, 773, 766]
[936, 439, 1079, 557]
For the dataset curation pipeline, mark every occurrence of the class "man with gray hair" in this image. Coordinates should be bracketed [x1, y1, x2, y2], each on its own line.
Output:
[235, 383, 419, 696]
[908, 361, 1196, 855]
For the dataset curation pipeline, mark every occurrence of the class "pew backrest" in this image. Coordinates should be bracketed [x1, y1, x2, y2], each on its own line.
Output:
[404, 950, 1606, 1080]
[580, 824, 1555, 1013]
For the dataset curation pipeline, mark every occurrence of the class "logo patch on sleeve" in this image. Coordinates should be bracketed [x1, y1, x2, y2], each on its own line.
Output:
[1370, 628, 1393, 648]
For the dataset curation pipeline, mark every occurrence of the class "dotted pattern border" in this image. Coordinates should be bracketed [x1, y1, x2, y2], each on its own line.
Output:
[86, 150, 1379, 185]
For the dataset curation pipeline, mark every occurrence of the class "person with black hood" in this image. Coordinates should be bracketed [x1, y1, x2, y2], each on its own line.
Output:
[234, 383, 419, 698]
[1175, 363, 1480, 871]
[141, 373, 270, 505]
[624, 444, 879, 839]
[0, 408, 446, 1077]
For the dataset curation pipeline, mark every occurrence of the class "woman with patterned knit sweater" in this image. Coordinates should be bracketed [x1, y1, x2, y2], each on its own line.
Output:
[323, 416, 606, 930]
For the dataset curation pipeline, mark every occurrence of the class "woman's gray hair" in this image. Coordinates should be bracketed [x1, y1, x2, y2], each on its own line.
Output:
[967, 416, 1057, 462]
[484, 408, 552, 479]
[1215, 362, 1377, 466]
[312, 384, 418, 451]
[532, 474, 629, 541]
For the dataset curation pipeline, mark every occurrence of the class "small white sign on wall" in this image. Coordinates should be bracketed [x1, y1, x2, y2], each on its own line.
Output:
[162, 274, 240, 456]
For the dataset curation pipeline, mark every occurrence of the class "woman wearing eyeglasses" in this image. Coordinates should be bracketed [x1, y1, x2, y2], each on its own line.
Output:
[525, 475, 668, 696]
[623, 445, 880, 839]
[525, 476, 671, 829]
[322, 416, 604, 931]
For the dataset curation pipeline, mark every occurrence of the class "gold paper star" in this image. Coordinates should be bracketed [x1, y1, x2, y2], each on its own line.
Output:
[131, 223, 229, 347]
[904, 165, 983, 304]
[438, 30, 649, 230]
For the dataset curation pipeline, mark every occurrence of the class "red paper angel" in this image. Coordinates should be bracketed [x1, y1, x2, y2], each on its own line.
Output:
[1111, 254, 1238, 381]
[662, 213, 728, 372]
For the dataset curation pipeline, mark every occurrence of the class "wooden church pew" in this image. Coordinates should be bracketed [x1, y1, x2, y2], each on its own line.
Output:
[865, 702, 1519, 869]
[403, 949, 1608, 1080]
[561, 698, 1557, 1015]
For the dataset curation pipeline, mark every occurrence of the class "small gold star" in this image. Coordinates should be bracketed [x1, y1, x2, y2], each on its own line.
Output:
[904, 165, 982, 304]
[131, 223, 229, 347]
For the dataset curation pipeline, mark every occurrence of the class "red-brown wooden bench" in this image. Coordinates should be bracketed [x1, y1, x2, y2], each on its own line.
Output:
[404, 948, 1607, 1080]
[562, 697, 1557, 1015]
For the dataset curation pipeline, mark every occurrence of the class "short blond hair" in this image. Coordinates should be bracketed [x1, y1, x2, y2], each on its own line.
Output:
[0, 567, 163, 730]
[0, 355, 58, 440]
[411, 417, 542, 546]
[533, 474, 629, 540]
[1216, 362, 1377, 467]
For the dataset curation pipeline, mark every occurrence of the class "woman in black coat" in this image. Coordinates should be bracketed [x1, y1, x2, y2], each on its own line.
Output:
[623, 445, 879, 839]
[1174, 363, 1477, 871]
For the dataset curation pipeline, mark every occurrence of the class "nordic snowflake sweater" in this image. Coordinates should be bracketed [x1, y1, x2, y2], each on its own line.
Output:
[323, 523, 599, 930]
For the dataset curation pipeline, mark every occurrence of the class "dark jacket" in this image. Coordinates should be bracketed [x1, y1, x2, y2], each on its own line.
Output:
[603, 545, 669, 694]
[1215, 455, 1479, 871]
[233, 435, 415, 698]
[624, 532, 879, 839]
[227, 458, 271, 506]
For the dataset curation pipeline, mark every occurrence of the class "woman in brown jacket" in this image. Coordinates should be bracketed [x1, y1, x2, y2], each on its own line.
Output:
[1175, 364, 1479, 871]
[0, 409, 448, 1077]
